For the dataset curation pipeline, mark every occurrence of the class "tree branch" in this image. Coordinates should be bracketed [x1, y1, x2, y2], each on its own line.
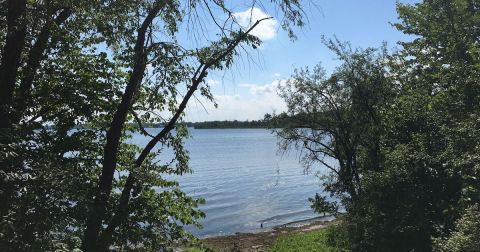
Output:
[98, 17, 272, 245]
[0, 0, 27, 128]
[130, 109, 155, 138]
[82, 2, 168, 250]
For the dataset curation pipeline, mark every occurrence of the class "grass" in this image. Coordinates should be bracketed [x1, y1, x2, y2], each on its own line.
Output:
[184, 248, 207, 252]
[268, 228, 341, 252]
[184, 225, 343, 252]
[183, 244, 216, 252]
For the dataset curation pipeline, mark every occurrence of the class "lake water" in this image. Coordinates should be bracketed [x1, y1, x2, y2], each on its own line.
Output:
[132, 128, 328, 237]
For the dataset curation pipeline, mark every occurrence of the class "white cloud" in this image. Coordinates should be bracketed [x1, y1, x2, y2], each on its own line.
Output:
[233, 7, 278, 41]
[185, 80, 288, 122]
[240, 79, 287, 95]
[205, 79, 220, 86]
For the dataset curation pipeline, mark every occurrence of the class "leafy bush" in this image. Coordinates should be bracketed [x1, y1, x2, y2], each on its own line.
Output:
[434, 205, 480, 252]
[324, 222, 350, 251]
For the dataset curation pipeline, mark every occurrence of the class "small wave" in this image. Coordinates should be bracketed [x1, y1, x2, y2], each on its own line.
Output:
[279, 215, 336, 228]
[259, 209, 314, 223]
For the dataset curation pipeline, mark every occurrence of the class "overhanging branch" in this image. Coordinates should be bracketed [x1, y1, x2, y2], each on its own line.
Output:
[98, 16, 272, 245]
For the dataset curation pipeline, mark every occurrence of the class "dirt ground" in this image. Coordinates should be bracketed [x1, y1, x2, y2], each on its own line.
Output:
[199, 219, 337, 252]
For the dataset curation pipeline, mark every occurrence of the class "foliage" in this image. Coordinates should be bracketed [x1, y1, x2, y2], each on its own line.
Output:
[1, 1, 126, 250]
[184, 248, 211, 252]
[275, 0, 480, 251]
[0, 0, 306, 251]
[434, 204, 480, 252]
[309, 193, 339, 216]
[345, 1, 480, 250]
[274, 39, 392, 210]
[323, 223, 350, 251]
[269, 226, 343, 252]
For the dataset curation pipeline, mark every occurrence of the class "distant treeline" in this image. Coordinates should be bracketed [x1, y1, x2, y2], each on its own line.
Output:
[73, 113, 291, 129]
[72, 113, 309, 130]
[187, 120, 268, 129]
[74, 121, 274, 129]
[75, 120, 271, 129]
[176, 113, 289, 129]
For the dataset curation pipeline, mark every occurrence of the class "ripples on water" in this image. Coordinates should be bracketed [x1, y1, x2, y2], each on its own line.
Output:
[131, 128, 332, 237]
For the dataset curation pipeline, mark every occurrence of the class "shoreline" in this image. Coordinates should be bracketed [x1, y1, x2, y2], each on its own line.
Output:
[199, 218, 338, 251]
[197, 215, 336, 239]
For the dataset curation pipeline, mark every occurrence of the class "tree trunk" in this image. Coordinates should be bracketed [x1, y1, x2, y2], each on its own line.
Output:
[82, 4, 164, 250]
[94, 18, 269, 249]
[13, 8, 72, 123]
[0, 0, 27, 222]
[0, 0, 27, 128]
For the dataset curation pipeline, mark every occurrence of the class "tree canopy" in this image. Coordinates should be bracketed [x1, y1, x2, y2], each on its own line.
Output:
[275, 0, 480, 251]
[0, 0, 305, 251]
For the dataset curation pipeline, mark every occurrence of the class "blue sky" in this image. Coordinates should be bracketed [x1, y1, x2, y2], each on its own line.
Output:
[184, 0, 420, 122]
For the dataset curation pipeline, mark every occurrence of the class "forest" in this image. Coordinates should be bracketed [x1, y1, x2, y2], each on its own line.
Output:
[1, 0, 479, 251]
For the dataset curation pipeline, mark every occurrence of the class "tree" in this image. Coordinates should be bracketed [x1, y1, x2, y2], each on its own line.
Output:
[0, 0, 306, 250]
[350, 1, 480, 250]
[276, 1, 480, 251]
[275, 39, 392, 214]
[274, 40, 396, 250]
[434, 204, 480, 252]
[280, 0, 480, 251]
[0, 1, 125, 249]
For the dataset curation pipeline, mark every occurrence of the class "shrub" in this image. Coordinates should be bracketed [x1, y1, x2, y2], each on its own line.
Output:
[434, 205, 480, 252]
